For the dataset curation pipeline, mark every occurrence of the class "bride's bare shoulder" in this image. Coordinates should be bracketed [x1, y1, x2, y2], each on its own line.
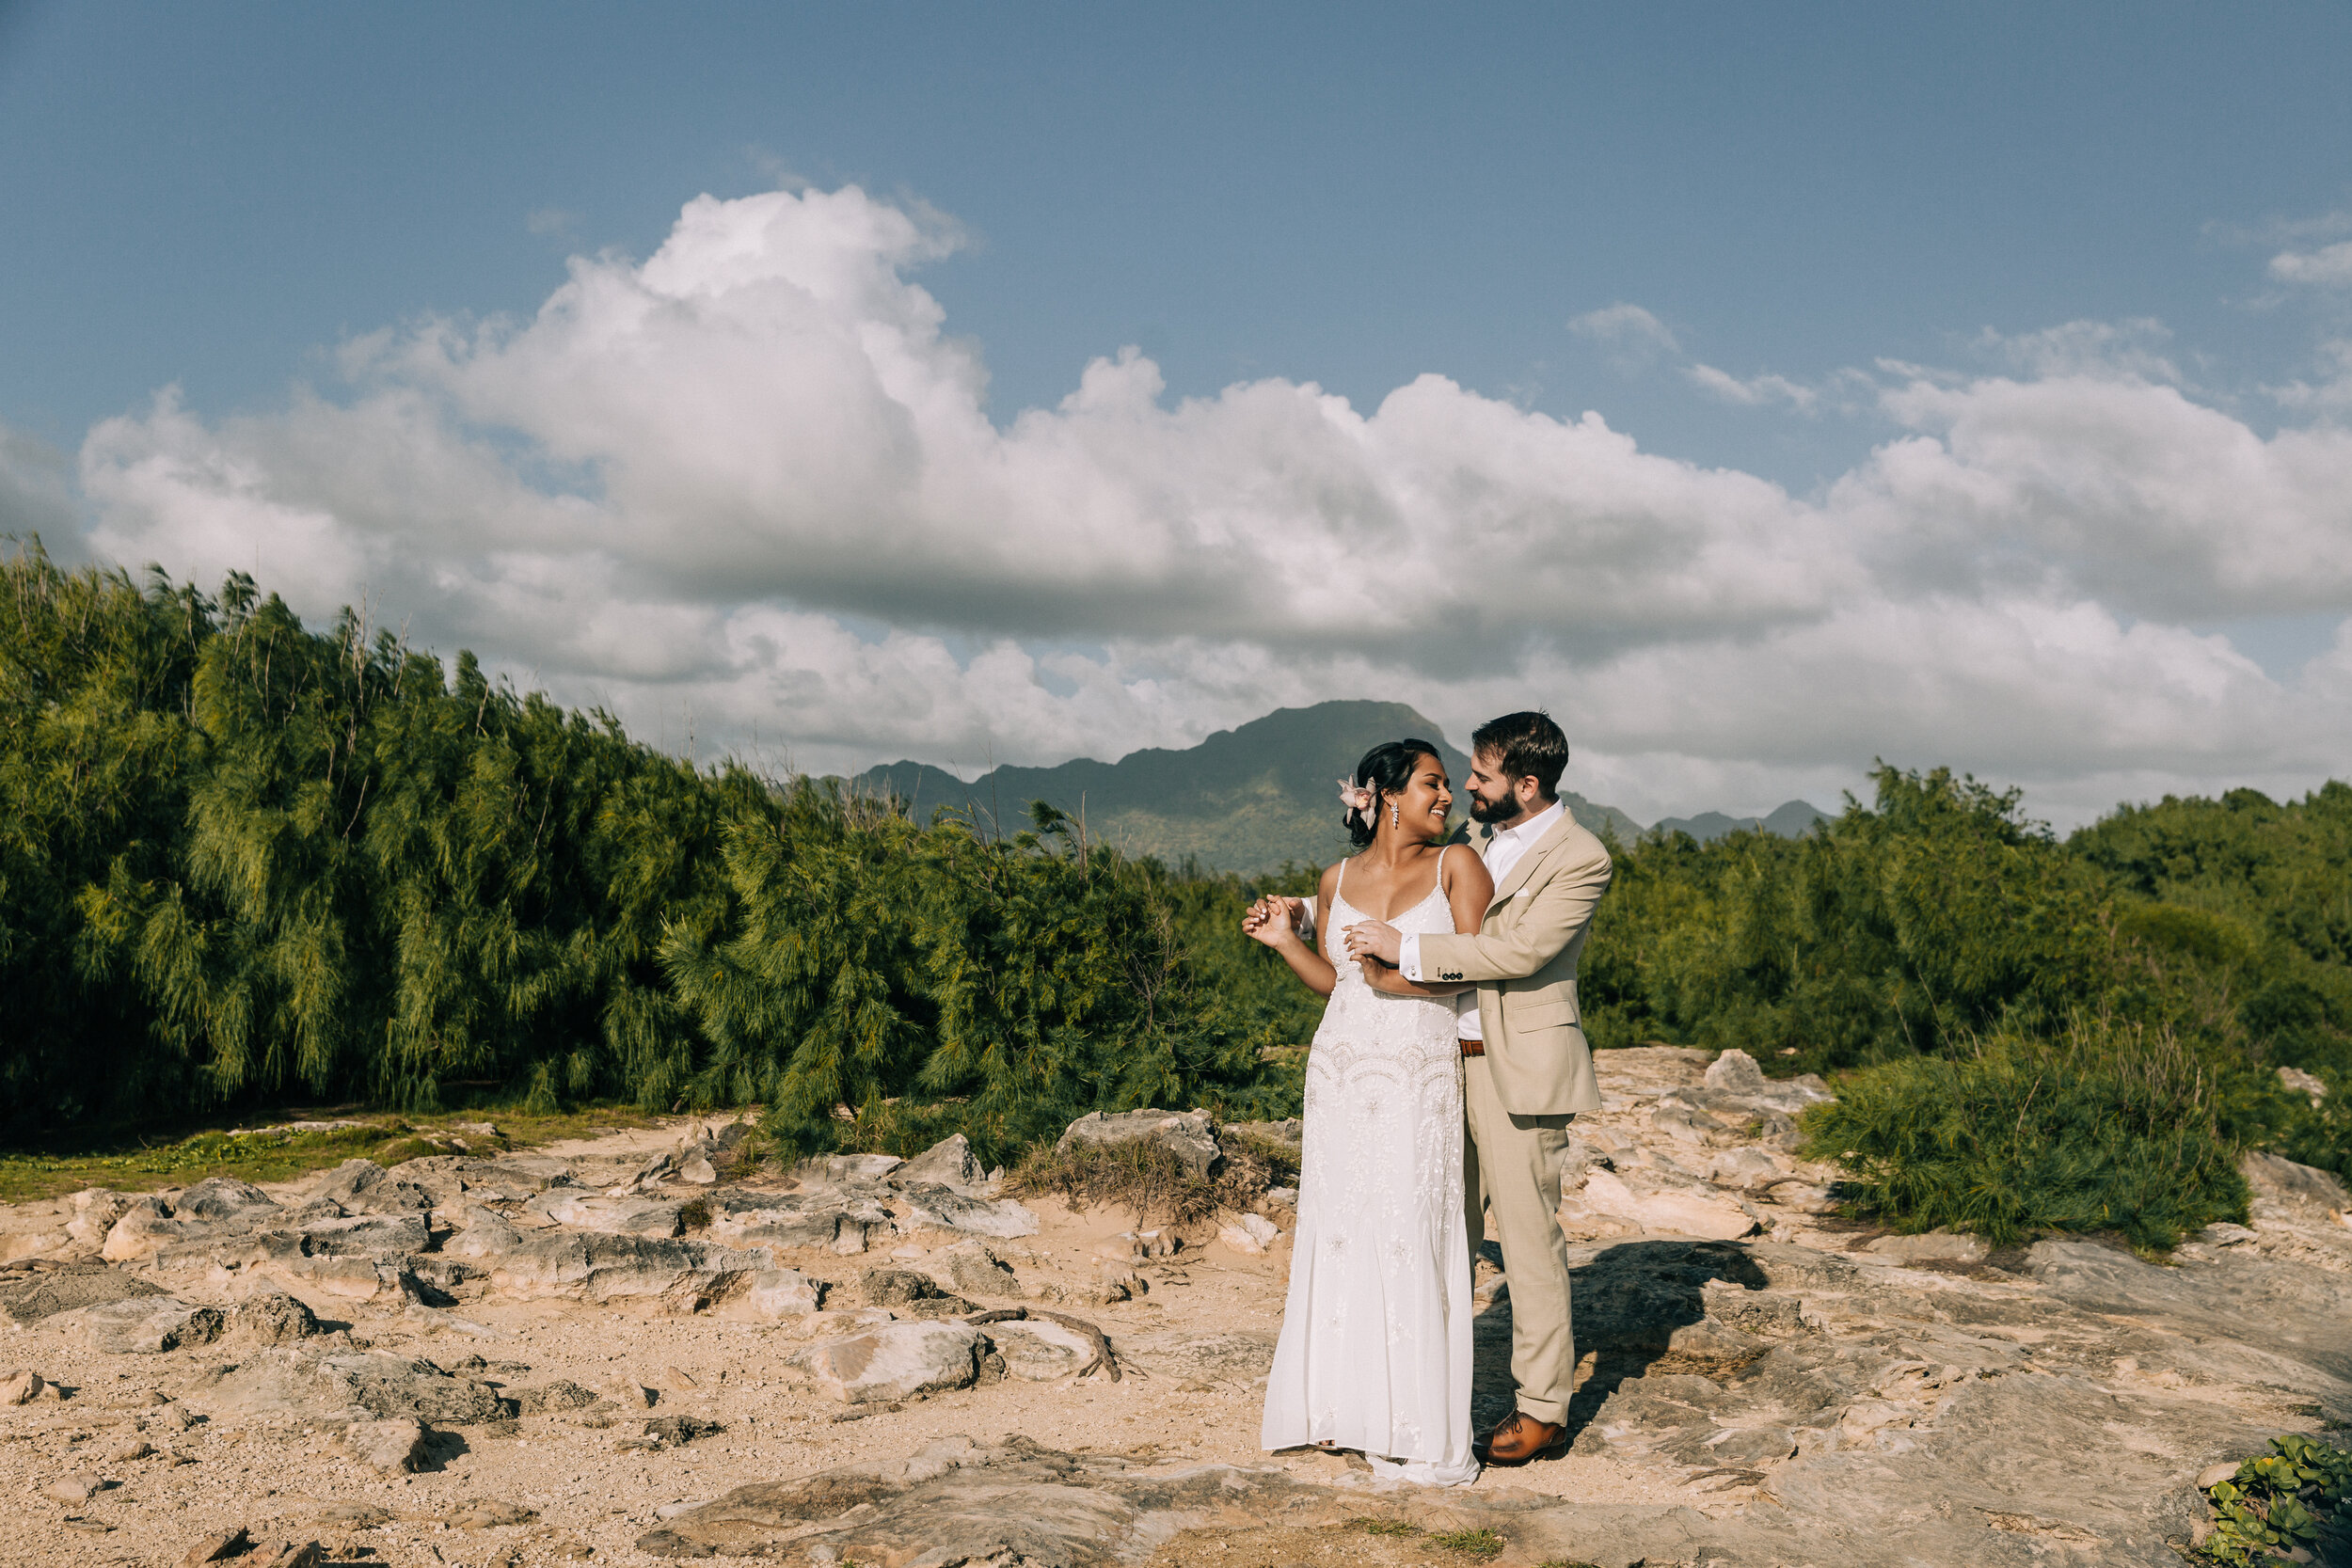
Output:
[1442, 841, 1494, 896]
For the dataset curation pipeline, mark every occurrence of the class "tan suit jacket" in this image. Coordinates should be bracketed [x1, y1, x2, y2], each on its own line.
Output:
[1417, 811, 1613, 1117]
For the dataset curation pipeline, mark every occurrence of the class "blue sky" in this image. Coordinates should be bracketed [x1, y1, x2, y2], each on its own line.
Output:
[4, 2, 2350, 824]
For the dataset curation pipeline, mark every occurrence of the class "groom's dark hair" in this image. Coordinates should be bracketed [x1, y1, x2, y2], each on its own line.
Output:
[1472, 711, 1568, 800]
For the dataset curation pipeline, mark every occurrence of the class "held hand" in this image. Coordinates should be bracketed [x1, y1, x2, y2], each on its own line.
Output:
[1242, 896, 1296, 950]
[1343, 919, 1403, 966]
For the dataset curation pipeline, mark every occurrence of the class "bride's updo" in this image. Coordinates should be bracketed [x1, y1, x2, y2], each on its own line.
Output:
[1342, 737, 1441, 847]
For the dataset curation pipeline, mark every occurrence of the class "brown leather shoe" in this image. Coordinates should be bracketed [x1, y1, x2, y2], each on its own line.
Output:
[1477, 1411, 1567, 1465]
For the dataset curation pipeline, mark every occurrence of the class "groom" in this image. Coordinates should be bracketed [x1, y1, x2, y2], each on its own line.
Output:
[1344, 710, 1612, 1465]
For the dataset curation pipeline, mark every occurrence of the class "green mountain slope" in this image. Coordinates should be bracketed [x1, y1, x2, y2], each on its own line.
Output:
[850, 701, 1641, 873]
[1650, 800, 1831, 843]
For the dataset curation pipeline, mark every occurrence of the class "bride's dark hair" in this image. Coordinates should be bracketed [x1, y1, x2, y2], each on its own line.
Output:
[1343, 738, 1441, 847]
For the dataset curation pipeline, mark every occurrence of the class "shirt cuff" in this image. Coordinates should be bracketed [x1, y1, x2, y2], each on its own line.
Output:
[1399, 932, 1424, 981]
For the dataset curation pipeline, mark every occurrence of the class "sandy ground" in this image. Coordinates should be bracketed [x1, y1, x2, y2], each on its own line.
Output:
[0, 1116, 1722, 1568]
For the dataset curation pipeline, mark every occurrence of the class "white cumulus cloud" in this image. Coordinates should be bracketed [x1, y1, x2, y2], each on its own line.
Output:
[64, 183, 2352, 824]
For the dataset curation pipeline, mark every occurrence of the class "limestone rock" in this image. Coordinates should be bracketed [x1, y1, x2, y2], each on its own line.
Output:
[644, 1414, 723, 1446]
[2278, 1065, 2328, 1103]
[1577, 1169, 1759, 1240]
[75, 1295, 226, 1354]
[1705, 1049, 1771, 1097]
[853, 1267, 977, 1319]
[534, 1191, 684, 1237]
[448, 1499, 539, 1528]
[897, 1185, 1041, 1239]
[246, 1542, 326, 1568]
[342, 1416, 431, 1472]
[478, 1231, 771, 1303]
[66, 1189, 135, 1251]
[796, 1152, 905, 1182]
[229, 1291, 322, 1344]
[441, 1205, 526, 1259]
[794, 1321, 985, 1403]
[0, 1369, 43, 1404]
[1706, 1147, 1785, 1189]
[2197, 1460, 2241, 1489]
[0, 1259, 167, 1324]
[1866, 1229, 1991, 1265]
[930, 1240, 1021, 1298]
[45, 1472, 112, 1503]
[1057, 1107, 1221, 1179]
[177, 1176, 278, 1221]
[1217, 1213, 1280, 1255]
[706, 1194, 893, 1253]
[1118, 1330, 1278, 1387]
[986, 1318, 1098, 1381]
[509, 1380, 598, 1414]
[179, 1527, 250, 1566]
[196, 1347, 512, 1425]
[2242, 1150, 2349, 1209]
[896, 1133, 984, 1191]
[101, 1196, 178, 1262]
[1223, 1117, 1301, 1148]
[724, 1268, 823, 1321]
[309, 1160, 434, 1213]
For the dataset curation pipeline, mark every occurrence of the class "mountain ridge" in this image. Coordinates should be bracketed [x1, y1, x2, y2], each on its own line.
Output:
[841, 701, 1826, 872]
[847, 701, 1639, 873]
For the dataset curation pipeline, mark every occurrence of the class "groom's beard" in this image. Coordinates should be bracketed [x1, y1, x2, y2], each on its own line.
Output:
[1467, 791, 1518, 824]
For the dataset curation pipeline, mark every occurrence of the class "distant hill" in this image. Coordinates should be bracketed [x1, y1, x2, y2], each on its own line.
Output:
[1649, 800, 1831, 843]
[849, 700, 1643, 874]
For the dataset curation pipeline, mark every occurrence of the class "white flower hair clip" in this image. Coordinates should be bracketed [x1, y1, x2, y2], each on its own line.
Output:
[1336, 777, 1375, 821]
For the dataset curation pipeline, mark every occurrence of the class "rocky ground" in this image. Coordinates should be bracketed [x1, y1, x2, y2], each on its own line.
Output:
[0, 1046, 2345, 1568]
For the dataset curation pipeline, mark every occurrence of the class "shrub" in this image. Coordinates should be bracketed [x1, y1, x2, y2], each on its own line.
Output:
[1800, 1015, 2249, 1249]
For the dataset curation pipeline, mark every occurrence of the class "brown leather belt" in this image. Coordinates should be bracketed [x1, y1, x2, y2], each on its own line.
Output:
[1459, 1040, 1486, 1057]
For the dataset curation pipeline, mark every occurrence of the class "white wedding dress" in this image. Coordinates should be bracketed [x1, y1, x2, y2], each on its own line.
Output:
[1261, 848, 1476, 1485]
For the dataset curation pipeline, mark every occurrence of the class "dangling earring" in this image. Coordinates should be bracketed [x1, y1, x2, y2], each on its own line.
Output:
[1390, 801, 1399, 830]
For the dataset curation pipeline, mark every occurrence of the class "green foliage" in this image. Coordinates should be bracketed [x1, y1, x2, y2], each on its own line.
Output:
[0, 544, 1295, 1155]
[1581, 764, 2352, 1243]
[661, 797, 1286, 1166]
[1582, 767, 2108, 1074]
[2197, 1434, 2352, 1563]
[1798, 1015, 2249, 1247]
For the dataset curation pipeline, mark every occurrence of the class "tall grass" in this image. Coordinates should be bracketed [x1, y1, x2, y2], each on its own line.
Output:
[1801, 1014, 2250, 1248]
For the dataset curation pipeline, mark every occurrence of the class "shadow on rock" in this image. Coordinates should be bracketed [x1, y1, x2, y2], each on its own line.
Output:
[1562, 1238, 1772, 1449]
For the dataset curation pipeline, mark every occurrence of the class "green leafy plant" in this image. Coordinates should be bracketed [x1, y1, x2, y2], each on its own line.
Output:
[2197, 1434, 2352, 1563]
[1798, 1013, 2250, 1248]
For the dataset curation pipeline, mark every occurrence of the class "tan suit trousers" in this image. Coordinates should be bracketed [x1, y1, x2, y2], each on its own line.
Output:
[1463, 1054, 1577, 1424]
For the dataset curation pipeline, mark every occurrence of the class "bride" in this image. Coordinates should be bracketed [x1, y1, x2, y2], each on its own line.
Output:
[1243, 737, 1493, 1485]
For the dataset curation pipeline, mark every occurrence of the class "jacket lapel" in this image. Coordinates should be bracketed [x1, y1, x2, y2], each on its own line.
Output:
[1488, 811, 1577, 908]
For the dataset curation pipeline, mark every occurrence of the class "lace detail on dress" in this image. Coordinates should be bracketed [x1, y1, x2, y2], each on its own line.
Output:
[1260, 850, 1475, 1485]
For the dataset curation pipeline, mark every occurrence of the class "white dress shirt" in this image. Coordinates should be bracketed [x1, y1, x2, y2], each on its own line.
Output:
[1400, 798, 1565, 1040]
